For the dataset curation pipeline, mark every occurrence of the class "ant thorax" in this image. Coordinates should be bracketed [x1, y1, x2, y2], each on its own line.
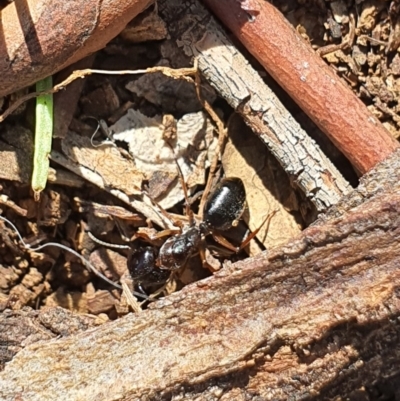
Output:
[157, 226, 201, 271]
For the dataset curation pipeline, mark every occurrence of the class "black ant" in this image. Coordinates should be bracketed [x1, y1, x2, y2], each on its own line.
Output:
[127, 165, 275, 291]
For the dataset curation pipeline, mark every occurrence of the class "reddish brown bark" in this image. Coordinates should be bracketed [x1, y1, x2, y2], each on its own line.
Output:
[201, 0, 399, 174]
[0, 0, 153, 97]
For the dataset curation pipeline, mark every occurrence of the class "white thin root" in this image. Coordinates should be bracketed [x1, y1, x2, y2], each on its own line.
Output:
[0, 214, 149, 300]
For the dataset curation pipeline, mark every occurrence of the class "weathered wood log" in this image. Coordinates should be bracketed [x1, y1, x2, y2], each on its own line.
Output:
[1, 149, 400, 400]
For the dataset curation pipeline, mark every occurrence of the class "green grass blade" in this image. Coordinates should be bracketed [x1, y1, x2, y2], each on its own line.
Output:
[32, 76, 53, 198]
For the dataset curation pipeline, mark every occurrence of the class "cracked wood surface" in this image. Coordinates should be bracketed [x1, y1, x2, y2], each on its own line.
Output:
[1, 149, 400, 400]
[157, 0, 351, 214]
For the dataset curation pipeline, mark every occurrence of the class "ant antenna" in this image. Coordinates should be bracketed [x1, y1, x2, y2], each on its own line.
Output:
[165, 142, 195, 226]
[0, 214, 149, 300]
[87, 231, 131, 250]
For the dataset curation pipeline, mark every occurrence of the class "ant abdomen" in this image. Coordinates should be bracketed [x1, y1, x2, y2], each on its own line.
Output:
[203, 177, 246, 231]
[127, 247, 170, 285]
[158, 226, 201, 271]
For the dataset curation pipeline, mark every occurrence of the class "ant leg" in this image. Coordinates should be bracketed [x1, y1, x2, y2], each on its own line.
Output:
[174, 158, 195, 226]
[164, 141, 195, 226]
[140, 189, 183, 229]
[87, 231, 131, 249]
[134, 228, 181, 242]
[210, 231, 238, 253]
[237, 209, 278, 251]
[198, 239, 221, 272]
[209, 209, 278, 253]
[148, 275, 174, 300]
[0, 215, 153, 298]
[194, 62, 228, 221]
[130, 179, 183, 230]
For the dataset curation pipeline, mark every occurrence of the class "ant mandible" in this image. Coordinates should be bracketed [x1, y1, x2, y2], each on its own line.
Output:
[128, 157, 276, 289]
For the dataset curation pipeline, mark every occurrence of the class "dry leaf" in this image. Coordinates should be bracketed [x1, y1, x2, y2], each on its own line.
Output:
[61, 132, 144, 196]
[111, 109, 216, 209]
[223, 116, 301, 251]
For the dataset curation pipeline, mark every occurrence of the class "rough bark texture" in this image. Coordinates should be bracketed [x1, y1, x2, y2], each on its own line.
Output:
[0, 307, 98, 371]
[201, 0, 400, 174]
[158, 0, 351, 214]
[1, 149, 400, 400]
[0, 0, 153, 97]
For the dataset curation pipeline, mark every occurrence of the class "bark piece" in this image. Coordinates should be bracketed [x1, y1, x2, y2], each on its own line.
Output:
[87, 290, 116, 315]
[1, 148, 400, 400]
[0, 307, 97, 370]
[0, 0, 153, 97]
[0, 125, 33, 183]
[80, 81, 120, 119]
[43, 288, 88, 314]
[37, 189, 70, 226]
[50, 150, 174, 230]
[120, 6, 167, 43]
[158, 0, 351, 214]
[110, 109, 216, 209]
[201, 0, 400, 174]
[89, 248, 128, 281]
[47, 168, 85, 188]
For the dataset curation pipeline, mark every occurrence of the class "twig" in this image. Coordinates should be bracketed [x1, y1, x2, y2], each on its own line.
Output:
[0, 67, 197, 123]
[317, 13, 356, 56]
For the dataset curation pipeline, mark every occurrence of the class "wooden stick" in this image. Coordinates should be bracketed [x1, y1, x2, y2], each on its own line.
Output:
[1, 148, 400, 400]
[201, 0, 400, 174]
